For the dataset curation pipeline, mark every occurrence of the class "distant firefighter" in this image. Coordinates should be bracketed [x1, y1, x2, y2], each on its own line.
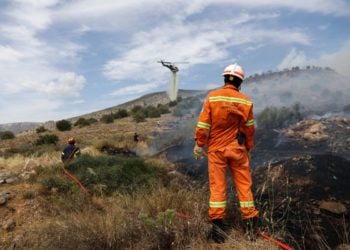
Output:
[134, 132, 139, 143]
[61, 137, 81, 163]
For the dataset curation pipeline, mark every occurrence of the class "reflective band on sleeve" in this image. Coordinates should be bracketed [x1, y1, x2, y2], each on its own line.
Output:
[244, 119, 254, 126]
[197, 121, 211, 129]
[209, 96, 253, 106]
[239, 201, 255, 208]
[209, 201, 227, 208]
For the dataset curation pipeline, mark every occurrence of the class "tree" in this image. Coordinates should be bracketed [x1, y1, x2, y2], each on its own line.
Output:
[56, 120, 72, 131]
[0, 131, 15, 140]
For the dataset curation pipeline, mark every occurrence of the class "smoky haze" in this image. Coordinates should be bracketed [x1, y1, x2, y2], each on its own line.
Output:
[242, 67, 350, 115]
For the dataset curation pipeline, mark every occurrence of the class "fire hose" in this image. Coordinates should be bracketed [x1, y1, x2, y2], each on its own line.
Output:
[62, 147, 91, 195]
[61, 164, 91, 195]
[174, 212, 293, 249]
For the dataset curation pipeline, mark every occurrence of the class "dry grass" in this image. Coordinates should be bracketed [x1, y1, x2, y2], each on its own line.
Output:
[15, 183, 278, 250]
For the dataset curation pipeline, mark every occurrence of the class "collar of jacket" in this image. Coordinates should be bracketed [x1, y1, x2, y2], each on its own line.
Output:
[223, 84, 238, 91]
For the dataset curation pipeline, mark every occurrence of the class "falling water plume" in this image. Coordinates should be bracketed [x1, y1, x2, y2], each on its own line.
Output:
[168, 71, 178, 101]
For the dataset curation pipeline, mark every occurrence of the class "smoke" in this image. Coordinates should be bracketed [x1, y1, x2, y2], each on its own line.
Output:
[242, 68, 350, 115]
[167, 72, 178, 101]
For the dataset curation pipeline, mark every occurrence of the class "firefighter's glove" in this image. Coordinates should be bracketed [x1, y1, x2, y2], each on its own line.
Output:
[193, 144, 204, 160]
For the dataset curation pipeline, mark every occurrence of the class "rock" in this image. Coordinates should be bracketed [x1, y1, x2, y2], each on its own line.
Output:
[5, 177, 18, 184]
[2, 218, 16, 231]
[0, 196, 7, 205]
[319, 201, 347, 215]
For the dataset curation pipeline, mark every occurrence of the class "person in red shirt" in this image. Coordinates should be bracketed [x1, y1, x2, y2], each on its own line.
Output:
[194, 63, 259, 243]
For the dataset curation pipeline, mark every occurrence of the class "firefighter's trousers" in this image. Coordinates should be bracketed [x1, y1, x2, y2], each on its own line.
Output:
[208, 141, 259, 220]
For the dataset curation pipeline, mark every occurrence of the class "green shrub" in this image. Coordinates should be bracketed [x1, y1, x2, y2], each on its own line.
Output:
[56, 120, 72, 131]
[131, 105, 143, 114]
[168, 100, 178, 107]
[257, 103, 303, 129]
[41, 176, 70, 193]
[0, 131, 15, 140]
[100, 114, 114, 124]
[36, 126, 47, 133]
[67, 155, 164, 195]
[157, 104, 170, 114]
[36, 134, 59, 145]
[145, 106, 161, 118]
[116, 109, 128, 118]
[87, 118, 97, 124]
[74, 118, 91, 128]
[133, 110, 146, 123]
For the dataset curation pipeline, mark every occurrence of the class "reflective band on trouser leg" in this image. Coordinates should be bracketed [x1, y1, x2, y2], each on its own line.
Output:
[240, 201, 255, 208]
[210, 201, 227, 208]
[209, 201, 227, 220]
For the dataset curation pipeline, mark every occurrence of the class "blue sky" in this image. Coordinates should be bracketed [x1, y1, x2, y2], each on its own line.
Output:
[1, 0, 350, 123]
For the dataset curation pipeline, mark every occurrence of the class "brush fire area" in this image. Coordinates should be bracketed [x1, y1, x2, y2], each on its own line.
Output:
[1, 74, 350, 249]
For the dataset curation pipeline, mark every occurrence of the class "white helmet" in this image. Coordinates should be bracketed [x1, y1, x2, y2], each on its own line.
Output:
[222, 63, 245, 80]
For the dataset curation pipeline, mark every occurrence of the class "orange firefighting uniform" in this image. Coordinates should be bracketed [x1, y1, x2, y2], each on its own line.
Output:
[195, 84, 259, 220]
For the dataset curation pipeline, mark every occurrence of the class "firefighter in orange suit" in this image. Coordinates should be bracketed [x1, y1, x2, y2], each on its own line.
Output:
[194, 63, 259, 243]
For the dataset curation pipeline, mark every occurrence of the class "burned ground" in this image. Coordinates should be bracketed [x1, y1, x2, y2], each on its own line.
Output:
[163, 115, 350, 249]
[253, 154, 350, 249]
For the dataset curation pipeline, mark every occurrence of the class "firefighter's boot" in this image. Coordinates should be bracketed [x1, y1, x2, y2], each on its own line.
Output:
[208, 219, 225, 244]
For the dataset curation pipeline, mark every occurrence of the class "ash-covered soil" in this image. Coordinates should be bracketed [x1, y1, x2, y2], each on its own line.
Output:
[164, 115, 350, 249]
[253, 154, 350, 249]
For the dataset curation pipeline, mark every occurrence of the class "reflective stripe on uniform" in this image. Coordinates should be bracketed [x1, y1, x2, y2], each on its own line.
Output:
[209, 201, 227, 208]
[197, 121, 211, 130]
[208, 96, 253, 106]
[244, 119, 254, 126]
[239, 201, 255, 208]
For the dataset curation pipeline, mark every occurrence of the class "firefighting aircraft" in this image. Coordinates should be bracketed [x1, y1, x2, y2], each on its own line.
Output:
[157, 60, 188, 73]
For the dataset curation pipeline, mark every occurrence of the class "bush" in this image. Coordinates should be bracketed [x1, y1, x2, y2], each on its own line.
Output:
[87, 118, 97, 124]
[257, 103, 303, 129]
[133, 110, 146, 123]
[131, 105, 143, 114]
[100, 114, 114, 124]
[67, 155, 164, 195]
[56, 120, 72, 131]
[145, 106, 161, 118]
[117, 109, 128, 118]
[157, 104, 170, 114]
[168, 100, 178, 107]
[41, 176, 70, 193]
[74, 118, 90, 128]
[0, 131, 15, 140]
[36, 134, 59, 145]
[36, 126, 47, 133]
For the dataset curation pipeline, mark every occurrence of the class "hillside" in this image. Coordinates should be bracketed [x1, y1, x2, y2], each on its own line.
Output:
[0, 123, 41, 135]
[2, 66, 349, 134]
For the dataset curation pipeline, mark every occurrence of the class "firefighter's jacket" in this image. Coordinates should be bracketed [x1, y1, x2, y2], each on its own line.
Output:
[195, 84, 255, 152]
